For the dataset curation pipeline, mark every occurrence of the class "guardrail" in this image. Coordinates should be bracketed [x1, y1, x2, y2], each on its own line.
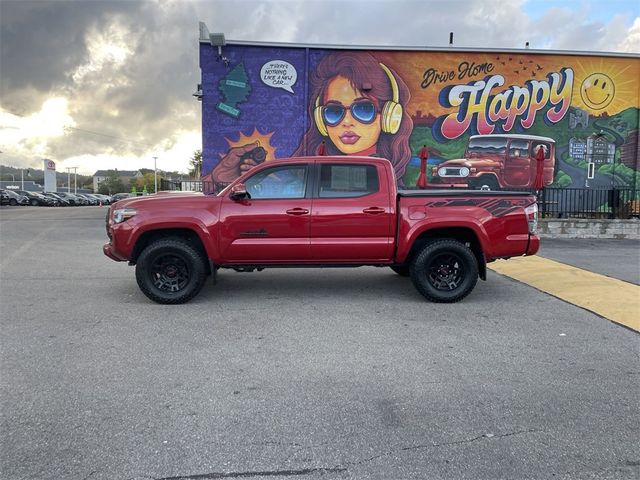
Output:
[160, 179, 639, 219]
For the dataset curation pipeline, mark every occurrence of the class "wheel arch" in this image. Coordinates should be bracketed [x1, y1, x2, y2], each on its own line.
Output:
[131, 228, 211, 274]
[403, 227, 486, 281]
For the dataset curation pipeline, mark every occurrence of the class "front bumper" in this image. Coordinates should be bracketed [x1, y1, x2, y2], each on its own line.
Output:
[103, 242, 127, 262]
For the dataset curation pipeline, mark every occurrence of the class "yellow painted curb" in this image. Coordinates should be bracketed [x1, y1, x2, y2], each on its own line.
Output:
[488, 256, 640, 332]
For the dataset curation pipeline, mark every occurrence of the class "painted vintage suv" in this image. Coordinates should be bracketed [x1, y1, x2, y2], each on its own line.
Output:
[430, 134, 556, 190]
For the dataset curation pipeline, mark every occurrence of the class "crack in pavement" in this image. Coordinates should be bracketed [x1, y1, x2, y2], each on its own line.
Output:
[136, 429, 541, 480]
[348, 429, 543, 466]
[154, 467, 347, 479]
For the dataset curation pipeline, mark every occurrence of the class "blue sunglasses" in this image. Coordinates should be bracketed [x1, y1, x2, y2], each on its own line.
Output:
[322, 100, 378, 126]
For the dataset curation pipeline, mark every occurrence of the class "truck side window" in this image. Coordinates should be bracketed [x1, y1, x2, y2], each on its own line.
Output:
[319, 164, 379, 198]
[508, 139, 529, 158]
[244, 165, 307, 199]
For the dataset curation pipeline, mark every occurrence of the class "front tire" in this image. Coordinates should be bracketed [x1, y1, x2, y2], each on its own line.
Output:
[410, 239, 478, 303]
[135, 238, 208, 304]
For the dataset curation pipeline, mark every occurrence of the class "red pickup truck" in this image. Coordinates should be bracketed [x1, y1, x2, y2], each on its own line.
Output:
[104, 156, 539, 304]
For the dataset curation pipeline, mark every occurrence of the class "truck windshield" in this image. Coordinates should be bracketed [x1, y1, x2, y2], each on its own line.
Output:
[467, 137, 508, 155]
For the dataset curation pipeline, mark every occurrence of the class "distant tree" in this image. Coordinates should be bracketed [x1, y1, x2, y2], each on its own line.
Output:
[98, 170, 125, 195]
[132, 172, 162, 193]
[189, 150, 202, 178]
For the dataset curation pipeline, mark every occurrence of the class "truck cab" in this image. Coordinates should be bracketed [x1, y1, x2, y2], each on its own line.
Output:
[431, 134, 556, 190]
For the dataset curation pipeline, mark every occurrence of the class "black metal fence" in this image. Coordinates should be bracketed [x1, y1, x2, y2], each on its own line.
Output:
[536, 187, 638, 219]
[160, 179, 639, 219]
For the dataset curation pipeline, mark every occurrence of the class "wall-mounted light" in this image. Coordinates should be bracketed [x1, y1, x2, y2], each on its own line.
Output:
[210, 33, 226, 56]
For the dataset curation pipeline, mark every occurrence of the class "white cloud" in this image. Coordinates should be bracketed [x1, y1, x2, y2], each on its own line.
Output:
[617, 16, 640, 52]
[0, 98, 76, 166]
[71, 17, 135, 84]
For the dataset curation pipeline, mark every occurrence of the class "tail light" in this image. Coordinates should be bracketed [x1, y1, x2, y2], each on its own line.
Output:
[525, 203, 538, 234]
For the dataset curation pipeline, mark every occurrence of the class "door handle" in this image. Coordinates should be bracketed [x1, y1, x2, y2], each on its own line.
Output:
[286, 208, 309, 215]
[363, 207, 385, 215]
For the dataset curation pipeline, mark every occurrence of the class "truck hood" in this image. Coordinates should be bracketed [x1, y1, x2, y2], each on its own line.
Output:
[113, 192, 207, 208]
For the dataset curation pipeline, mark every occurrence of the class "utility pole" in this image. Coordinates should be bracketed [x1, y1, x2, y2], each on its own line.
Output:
[153, 156, 158, 193]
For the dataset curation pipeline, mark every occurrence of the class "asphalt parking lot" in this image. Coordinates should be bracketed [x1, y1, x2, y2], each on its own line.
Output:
[1, 206, 639, 480]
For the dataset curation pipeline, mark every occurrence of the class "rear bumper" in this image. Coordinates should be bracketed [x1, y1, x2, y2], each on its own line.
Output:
[103, 242, 127, 262]
[527, 234, 540, 256]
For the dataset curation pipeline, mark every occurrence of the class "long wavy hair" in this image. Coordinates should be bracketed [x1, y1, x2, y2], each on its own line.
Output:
[293, 51, 413, 180]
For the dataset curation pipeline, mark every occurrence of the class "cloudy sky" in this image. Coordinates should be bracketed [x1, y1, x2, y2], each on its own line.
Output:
[1, 0, 638, 176]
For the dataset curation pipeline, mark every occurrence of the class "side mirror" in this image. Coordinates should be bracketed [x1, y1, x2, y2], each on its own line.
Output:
[230, 183, 250, 200]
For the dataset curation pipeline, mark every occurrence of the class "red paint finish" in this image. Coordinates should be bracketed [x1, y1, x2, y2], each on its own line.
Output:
[105, 156, 538, 268]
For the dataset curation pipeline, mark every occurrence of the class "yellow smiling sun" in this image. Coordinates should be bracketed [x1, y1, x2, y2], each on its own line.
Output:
[580, 73, 615, 110]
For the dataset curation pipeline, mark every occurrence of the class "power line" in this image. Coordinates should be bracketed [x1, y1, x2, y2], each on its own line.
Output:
[64, 126, 154, 148]
[2, 108, 155, 148]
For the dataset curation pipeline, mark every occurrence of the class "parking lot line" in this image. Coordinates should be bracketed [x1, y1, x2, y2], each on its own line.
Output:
[489, 256, 640, 332]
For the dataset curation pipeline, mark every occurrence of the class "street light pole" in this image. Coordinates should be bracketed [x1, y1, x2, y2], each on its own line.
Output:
[66, 167, 72, 193]
[153, 156, 158, 193]
[21, 169, 24, 190]
[73, 167, 78, 194]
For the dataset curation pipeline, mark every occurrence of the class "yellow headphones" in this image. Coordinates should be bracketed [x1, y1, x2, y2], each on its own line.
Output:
[314, 62, 403, 137]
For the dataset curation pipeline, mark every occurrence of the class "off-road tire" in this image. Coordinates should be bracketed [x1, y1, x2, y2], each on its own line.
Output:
[410, 239, 478, 303]
[390, 265, 410, 277]
[135, 238, 208, 304]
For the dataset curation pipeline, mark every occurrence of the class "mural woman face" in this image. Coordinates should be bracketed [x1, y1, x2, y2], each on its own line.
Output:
[323, 75, 382, 155]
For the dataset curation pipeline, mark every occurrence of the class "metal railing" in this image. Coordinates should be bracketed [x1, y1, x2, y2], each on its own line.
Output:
[160, 180, 639, 219]
[536, 187, 638, 219]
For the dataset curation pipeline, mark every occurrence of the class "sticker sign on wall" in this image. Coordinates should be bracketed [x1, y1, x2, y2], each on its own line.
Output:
[261, 60, 297, 93]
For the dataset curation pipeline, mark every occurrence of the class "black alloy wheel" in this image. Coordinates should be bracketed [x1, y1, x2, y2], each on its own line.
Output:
[136, 238, 208, 304]
[410, 239, 478, 303]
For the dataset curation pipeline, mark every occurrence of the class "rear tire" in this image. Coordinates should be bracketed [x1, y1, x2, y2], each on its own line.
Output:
[410, 239, 478, 303]
[135, 238, 208, 304]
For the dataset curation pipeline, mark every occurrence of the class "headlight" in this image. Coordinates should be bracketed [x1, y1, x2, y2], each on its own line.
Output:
[459, 167, 470, 177]
[113, 208, 137, 223]
[437, 167, 447, 177]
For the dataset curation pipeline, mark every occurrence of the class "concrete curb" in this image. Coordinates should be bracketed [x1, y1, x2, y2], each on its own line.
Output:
[538, 218, 640, 239]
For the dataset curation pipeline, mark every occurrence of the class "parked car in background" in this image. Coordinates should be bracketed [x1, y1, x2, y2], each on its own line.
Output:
[1, 189, 29, 206]
[42, 192, 70, 206]
[76, 193, 98, 205]
[91, 193, 112, 205]
[111, 193, 131, 202]
[16, 190, 56, 206]
[56, 192, 84, 206]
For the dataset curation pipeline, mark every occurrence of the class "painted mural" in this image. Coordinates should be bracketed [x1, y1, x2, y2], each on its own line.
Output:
[199, 44, 640, 203]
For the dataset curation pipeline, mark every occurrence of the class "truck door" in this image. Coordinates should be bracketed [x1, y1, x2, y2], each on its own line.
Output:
[504, 139, 532, 187]
[310, 162, 394, 262]
[218, 163, 311, 263]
